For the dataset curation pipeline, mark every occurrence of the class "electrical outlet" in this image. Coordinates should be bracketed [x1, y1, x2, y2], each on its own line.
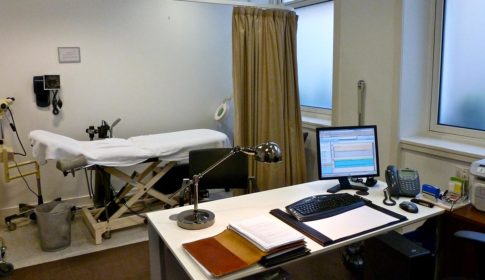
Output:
[455, 165, 470, 181]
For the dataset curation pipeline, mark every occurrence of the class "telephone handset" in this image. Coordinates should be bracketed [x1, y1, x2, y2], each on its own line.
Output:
[385, 165, 420, 198]
[385, 165, 399, 197]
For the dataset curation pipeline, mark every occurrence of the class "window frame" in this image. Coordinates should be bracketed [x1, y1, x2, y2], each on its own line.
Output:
[429, 0, 485, 140]
[286, 0, 334, 121]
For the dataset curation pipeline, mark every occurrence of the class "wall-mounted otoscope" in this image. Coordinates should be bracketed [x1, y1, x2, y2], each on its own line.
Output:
[0, 97, 14, 116]
[0, 97, 15, 145]
[85, 118, 122, 140]
[109, 118, 121, 138]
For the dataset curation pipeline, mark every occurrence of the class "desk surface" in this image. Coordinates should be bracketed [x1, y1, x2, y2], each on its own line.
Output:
[147, 180, 444, 280]
[449, 204, 485, 227]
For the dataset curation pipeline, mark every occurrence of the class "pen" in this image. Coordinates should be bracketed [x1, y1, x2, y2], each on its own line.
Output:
[410, 198, 434, 208]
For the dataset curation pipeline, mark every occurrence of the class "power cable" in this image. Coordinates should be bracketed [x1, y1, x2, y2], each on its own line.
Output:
[6, 108, 26, 156]
[11, 159, 38, 197]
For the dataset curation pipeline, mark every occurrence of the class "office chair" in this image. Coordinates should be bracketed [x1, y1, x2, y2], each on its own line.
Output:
[188, 148, 256, 201]
[454, 230, 485, 279]
[153, 163, 189, 195]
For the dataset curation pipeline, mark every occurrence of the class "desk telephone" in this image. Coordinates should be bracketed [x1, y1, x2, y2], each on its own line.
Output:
[385, 165, 420, 198]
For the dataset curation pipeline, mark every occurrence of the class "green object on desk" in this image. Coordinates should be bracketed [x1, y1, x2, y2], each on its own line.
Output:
[449, 176, 467, 196]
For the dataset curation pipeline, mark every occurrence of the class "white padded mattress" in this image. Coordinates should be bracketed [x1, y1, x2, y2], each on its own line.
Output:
[29, 129, 230, 167]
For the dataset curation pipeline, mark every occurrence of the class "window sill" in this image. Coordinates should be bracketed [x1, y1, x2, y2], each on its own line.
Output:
[302, 115, 331, 130]
[400, 135, 485, 163]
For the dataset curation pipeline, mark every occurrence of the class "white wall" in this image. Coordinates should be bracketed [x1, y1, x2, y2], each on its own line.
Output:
[399, 0, 435, 138]
[0, 0, 233, 210]
[333, 0, 402, 179]
[400, 149, 472, 188]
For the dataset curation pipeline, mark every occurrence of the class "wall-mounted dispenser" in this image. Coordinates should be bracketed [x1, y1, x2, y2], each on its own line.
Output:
[33, 75, 63, 115]
[33, 76, 50, 107]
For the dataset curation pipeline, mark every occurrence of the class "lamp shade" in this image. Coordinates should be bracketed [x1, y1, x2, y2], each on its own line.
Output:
[253, 142, 282, 163]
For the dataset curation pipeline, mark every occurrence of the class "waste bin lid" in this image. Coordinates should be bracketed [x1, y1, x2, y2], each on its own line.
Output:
[36, 201, 72, 214]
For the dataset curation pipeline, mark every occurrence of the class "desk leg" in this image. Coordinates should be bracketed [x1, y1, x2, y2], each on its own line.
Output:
[148, 222, 163, 280]
[433, 215, 443, 280]
[148, 221, 190, 280]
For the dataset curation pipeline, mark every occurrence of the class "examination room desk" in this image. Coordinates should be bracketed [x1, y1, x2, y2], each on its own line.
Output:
[146, 180, 444, 280]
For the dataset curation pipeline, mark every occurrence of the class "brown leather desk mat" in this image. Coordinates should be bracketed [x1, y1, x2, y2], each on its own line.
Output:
[183, 229, 266, 277]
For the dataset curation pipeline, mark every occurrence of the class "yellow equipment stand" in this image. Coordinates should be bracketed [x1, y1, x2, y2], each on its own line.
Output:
[1, 97, 44, 230]
[0, 146, 43, 231]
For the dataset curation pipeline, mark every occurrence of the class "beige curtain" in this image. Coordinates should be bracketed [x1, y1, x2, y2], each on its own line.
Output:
[232, 7, 306, 191]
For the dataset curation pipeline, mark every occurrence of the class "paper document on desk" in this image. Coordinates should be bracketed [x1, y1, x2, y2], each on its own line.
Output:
[228, 214, 305, 252]
[304, 206, 400, 241]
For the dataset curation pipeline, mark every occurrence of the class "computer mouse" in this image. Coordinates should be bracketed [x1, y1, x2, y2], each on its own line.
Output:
[399, 201, 419, 213]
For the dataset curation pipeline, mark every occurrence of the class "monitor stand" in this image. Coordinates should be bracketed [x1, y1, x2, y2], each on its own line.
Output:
[327, 177, 369, 194]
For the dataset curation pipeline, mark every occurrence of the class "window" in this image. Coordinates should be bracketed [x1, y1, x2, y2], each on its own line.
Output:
[286, 0, 334, 116]
[431, 0, 485, 139]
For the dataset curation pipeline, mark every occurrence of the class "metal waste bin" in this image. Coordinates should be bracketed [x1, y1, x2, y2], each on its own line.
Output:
[35, 201, 72, 251]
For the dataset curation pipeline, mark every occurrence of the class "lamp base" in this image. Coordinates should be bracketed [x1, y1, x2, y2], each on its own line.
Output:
[177, 209, 215, 230]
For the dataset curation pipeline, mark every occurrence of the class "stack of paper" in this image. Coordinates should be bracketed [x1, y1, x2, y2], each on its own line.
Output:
[228, 215, 305, 252]
[229, 215, 309, 268]
[182, 215, 309, 277]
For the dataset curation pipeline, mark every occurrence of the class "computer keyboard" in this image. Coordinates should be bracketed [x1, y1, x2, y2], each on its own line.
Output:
[285, 193, 366, 222]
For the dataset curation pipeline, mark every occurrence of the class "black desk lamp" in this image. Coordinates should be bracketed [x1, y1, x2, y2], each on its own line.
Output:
[177, 142, 282, 230]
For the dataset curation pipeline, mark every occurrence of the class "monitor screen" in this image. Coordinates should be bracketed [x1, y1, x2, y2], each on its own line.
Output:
[316, 125, 380, 193]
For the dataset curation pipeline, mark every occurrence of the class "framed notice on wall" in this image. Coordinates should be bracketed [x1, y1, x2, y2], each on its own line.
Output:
[58, 47, 81, 63]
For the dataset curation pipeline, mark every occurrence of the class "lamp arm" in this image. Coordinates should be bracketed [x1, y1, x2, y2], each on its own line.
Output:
[191, 148, 239, 212]
[168, 147, 239, 201]
[196, 149, 238, 180]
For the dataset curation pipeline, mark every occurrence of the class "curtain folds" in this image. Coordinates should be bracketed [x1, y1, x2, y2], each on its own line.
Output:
[232, 7, 306, 190]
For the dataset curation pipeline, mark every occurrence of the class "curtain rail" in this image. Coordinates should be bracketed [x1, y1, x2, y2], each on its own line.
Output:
[173, 0, 295, 11]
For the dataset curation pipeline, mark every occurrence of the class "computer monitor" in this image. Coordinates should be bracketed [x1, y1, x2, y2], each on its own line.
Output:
[316, 125, 380, 194]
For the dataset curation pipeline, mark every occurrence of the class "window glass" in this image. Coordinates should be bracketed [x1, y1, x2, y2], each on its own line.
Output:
[438, 0, 485, 131]
[295, 1, 333, 110]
